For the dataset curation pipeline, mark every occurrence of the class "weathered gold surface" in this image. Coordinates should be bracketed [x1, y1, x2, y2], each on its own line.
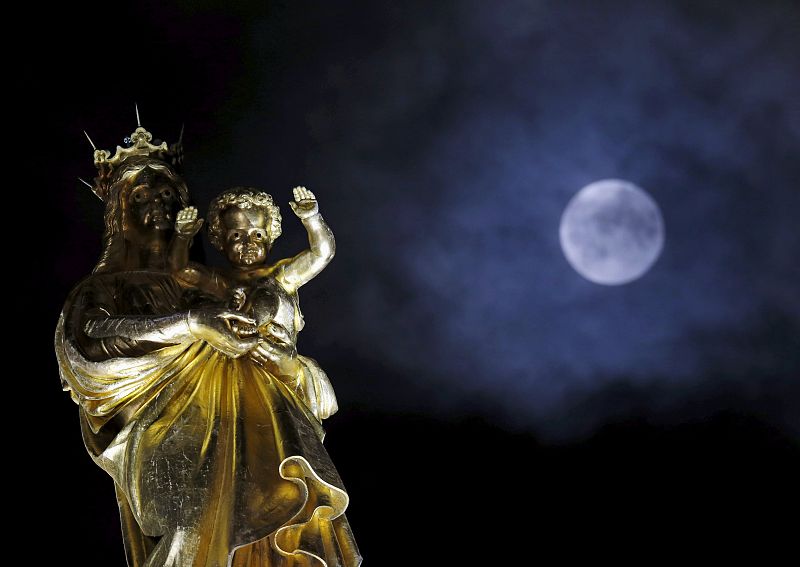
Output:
[55, 124, 361, 566]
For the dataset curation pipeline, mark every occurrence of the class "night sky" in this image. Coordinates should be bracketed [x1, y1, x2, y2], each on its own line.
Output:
[27, 0, 799, 563]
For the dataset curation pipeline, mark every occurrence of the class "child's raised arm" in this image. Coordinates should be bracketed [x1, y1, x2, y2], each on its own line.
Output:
[276, 187, 335, 292]
[169, 207, 228, 298]
[168, 206, 204, 272]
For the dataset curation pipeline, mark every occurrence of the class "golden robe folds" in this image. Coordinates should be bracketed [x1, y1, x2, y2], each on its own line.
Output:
[56, 271, 360, 567]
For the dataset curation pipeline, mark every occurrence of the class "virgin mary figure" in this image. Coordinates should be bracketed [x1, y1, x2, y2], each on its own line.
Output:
[54, 128, 361, 567]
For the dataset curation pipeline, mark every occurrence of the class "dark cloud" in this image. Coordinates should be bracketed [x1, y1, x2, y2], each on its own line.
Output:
[41, 0, 799, 442]
[212, 0, 800, 439]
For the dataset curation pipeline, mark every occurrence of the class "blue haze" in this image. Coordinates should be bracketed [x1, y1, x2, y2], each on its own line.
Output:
[67, 0, 800, 440]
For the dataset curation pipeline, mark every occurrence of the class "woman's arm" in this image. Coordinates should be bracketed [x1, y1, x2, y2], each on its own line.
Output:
[84, 307, 258, 359]
[84, 311, 194, 344]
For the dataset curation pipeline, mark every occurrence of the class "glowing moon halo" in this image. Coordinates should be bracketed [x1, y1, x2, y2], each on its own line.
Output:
[559, 179, 664, 285]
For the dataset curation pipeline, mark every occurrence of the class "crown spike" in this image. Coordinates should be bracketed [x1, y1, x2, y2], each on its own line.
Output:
[79, 177, 104, 201]
[135, 103, 141, 127]
[87, 116, 180, 202]
[178, 123, 185, 145]
[84, 130, 97, 150]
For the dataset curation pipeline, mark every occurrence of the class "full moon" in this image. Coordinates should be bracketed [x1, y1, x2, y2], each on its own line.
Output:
[559, 179, 665, 285]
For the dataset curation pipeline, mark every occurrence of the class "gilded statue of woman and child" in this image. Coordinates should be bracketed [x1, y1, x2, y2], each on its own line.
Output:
[54, 123, 362, 567]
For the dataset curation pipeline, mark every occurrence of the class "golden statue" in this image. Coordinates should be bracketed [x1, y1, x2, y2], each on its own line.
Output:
[55, 119, 362, 567]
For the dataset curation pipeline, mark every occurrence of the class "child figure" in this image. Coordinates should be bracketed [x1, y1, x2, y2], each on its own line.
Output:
[170, 186, 338, 421]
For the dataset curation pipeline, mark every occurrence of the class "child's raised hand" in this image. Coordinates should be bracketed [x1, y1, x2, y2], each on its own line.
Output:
[289, 186, 320, 219]
[175, 206, 204, 238]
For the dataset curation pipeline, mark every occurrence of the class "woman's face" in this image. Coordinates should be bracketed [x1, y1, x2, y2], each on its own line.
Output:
[126, 168, 180, 233]
[222, 207, 270, 267]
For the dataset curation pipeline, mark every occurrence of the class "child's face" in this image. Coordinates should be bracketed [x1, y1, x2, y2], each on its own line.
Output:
[222, 207, 270, 267]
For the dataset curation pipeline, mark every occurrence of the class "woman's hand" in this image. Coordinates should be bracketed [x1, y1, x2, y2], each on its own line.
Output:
[188, 307, 258, 358]
[251, 337, 301, 378]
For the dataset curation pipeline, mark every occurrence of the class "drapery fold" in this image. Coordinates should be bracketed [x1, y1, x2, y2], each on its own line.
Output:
[56, 281, 361, 567]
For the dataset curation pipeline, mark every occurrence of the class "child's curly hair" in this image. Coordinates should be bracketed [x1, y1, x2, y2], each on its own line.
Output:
[207, 187, 282, 252]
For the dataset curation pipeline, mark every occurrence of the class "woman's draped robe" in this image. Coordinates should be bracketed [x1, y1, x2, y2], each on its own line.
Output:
[55, 271, 361, 567]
